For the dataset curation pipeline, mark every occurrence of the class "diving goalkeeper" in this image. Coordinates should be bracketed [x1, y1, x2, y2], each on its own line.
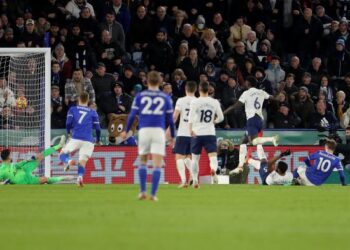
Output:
[0, 135, 73, 185]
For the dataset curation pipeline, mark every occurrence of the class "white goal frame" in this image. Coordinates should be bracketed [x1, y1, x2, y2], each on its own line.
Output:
[0, 48, 51, 177]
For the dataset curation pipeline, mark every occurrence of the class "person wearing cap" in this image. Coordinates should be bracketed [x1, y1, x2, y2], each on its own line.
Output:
[265, 55, 285, 92]
[290, 86, 315, 128]
[273, 102, 301, 129]
[145, 28, 173, 74]
[111, 81, 132, 114]
[51, 85, 66, 129]
[327, 39, 350, 78]
[300, 72, 318, 100]
[22, 19, 42, 47]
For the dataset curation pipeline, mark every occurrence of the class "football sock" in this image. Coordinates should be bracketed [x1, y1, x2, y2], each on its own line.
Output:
[176, 159, 186, 184]
[138, 165, 147, 193]
[184, 158, 192, 179]
[293, 168, 300, 179]
[248, 158, 261, 170]
[252, 137, 274, 145]
[42, 146, 60, 157]
[209, 156, 218, 173]
[151, 168, 161, 197]
[239, 144, 247, 167]
[47, 177, 63, 184]
[78, 165, 85, 177]
[59, 153, 71, 164]
[191, 154, 200, 183]
[256, 144, 267, 160]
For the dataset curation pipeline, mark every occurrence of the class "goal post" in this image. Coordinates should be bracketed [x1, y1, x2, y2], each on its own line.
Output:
[0, 48, 51, 177]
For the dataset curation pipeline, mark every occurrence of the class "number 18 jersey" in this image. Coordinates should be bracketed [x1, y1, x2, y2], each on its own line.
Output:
[175, 96, 196, 137]
[188, 97, 223, 136]
[239, 87, 270, 120]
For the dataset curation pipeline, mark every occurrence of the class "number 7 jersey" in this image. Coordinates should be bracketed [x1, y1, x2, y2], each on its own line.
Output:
[188, 96, 223, 136]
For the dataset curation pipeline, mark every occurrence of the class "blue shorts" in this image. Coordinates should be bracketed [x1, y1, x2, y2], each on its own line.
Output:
[191, 136, 217, 155]
[174, 136, 191, 155]
[246, 114, 263, 137]
[259, 162, 268, 185]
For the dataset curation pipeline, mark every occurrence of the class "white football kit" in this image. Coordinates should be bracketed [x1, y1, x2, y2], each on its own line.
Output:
[265, 170, 293, 185]
[239, 87, 270, 120]
[175, 96, 197, 137]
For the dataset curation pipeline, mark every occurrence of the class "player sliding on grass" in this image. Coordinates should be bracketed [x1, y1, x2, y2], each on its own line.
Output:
[241, 144, 293, 185]
[59, 91, 101, 187]
[189, 81, 224, 188]
[0, 136, 74, 185]
[293, 139, 346, 186]
[122, 71, 175, 201]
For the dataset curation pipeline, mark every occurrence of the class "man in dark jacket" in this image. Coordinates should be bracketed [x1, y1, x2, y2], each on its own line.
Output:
[311, 100, 339, 131]
[100, 10, 125, 50]
[91, 62, 115, 109]
[21, 19, 42, 47]
[129, 5, 153, 51]
[290, 87, 315, 128]
[327, 39, 350, 78]
[273, 103, 301, 128]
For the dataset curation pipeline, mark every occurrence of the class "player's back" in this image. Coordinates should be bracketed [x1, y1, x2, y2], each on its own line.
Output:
[306, 150, 342, 185]
[67, 105, 99, 142]
[189, 97, 222, 136]
[134, 90, 173, 130]
[176, 96, 196, 137]
[239, 87, 269, 119]
[266, 171, 293, 185]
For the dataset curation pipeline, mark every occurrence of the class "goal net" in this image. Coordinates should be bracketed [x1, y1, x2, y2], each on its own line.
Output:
[0, 48, 51, 177]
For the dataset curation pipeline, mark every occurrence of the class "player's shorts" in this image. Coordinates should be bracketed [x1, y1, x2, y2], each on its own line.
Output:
[191, 135, 217, 155]
[174, 136, 191, 155]
[61, 138, 95, 161]
[297, 166, 315, 186]
[138, 127, 166, 156]
[259, 161, 269, 185]
[246, 114, 263, 137]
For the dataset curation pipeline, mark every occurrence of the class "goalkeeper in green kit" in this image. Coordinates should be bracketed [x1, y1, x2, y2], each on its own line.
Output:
[0, 135, 73, 185]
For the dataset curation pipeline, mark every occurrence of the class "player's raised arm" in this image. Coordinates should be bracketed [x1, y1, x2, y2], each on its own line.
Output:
[223, 100, 243, 115]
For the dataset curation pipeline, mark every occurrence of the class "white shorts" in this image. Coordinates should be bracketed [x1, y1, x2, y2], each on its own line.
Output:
[297, 166, 315, 186]
[138, 128, 166, 156]
[61, 138, 95, 161]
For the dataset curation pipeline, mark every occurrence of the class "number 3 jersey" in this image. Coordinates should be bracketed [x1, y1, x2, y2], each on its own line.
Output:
[189, 96, 223, 136]
[305, 150, 343, 185]
[66, 105, 100, 143]
[239, 87, 270, 120]
[175, 96, 196, 137]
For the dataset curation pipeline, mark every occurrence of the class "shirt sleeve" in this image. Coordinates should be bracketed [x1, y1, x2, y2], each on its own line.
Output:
[175, 98, 182, 111]
[263, 90, 270, 100]
[238, 91, 246, 104]
[215, 100, 224, 124]
[265, 173, 273, 185]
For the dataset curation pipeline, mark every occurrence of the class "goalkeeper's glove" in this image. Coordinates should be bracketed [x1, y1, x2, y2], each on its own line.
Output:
[280, 149, 291, 157]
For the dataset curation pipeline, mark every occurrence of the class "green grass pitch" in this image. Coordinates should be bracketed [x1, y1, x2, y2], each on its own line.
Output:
[0, 184, 349, 250]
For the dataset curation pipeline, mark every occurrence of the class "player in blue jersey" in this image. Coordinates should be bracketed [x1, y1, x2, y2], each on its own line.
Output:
[293, 139, 346, 186]
[121, 71, 175, 201]
[59, 92, 101, 187]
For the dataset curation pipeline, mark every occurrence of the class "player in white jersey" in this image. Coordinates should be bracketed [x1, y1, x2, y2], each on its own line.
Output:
[173, 81, 197, 188]
[189, 81, 224, 188]
[224, 76, 278, 174]
[241, 144, 293, 185]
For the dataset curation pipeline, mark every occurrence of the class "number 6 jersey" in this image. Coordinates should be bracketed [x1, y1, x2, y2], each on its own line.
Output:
[188, 96, 223, 136]
[238, 88, 270, 120]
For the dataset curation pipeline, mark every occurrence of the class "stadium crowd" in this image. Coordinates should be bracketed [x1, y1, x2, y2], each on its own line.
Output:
[1, 0, 350, 130]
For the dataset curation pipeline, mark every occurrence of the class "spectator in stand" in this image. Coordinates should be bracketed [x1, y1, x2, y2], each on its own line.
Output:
[269, 91, 290, 121]
[339, 73, 350, 103]
[255, 67, 273, 95]
[171, 69, 187, 98]
[71, 37, 97, 73]
[311, 100, 339, 131]
[315, 5, 333, 26]
[265, 55, 285, 92]
[103, 0, 131, 33]
[227, 16, 251, 49]
[95, 30, 124, 73]
[256, 39, 272, 69]
[199, 28, 224, 65]
[300, 72, 318, 101]
[245, 31, 258, 53]
[65, 0, 96, 19]
[334, 90, 349, 121]
[317, 89, 335, 114]
[174, 41, 188, 68]
[0, 106, 15, 129]
[120, 64, 139, 94]
[100, 10, 125, 50]
[102, 81, 133, 116]
[282, 73, 298, 97]
[192, 15, 208, 38]
[327, 39, 350, 79]
[329, 20, 350, 52]
[171, 10, 187, 39]
[204, 63, 218, 82]
[174, 23, 201, 51]
[221, 57, 244, 85]
[153, 6, 174, 38]
[241, 58, 255, 80]
[215, 70, 230, 96]
[78, 7, 100, 43]
[162, 82, 177, 105]
[255, 21, 267, 41]
[42, 0, 67, 24]
[91, 62, 115, 113]
[285, 56, 305, 85]
[273, 103, 301, 129]
[35, 15, 50, 37]
[0, 28, 16, 47]
[208, 81, 217, 99]
[231, 41, 259, 70]
[308, 57, 327, 85]
[51, 85, 66, 129]
[51, 61, 66, 98]
[52, 43, 73, 80]
[21, 19, 42, 47]
[13, 17, 25, 39]
[65, 68, 96, 108]
[179, 48, 203, 81]
[145, 28, 174, 74]
[319, 75, 335, 104]
[0, 78, 16, 112]
[48, 22, 62, 49]
[290, 86, 315, 128]
[130, 5, 153, 52]
[210, 12, 230, 50]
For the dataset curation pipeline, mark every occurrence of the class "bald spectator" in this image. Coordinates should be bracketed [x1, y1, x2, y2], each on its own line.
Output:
[308, 57, 327, 85]
[227, 16, 251, 49]
[174, 23, 201, 51]
[130, 5, 153, 51]
[285, 56, 305, 85]
[100, 10, 125, 50]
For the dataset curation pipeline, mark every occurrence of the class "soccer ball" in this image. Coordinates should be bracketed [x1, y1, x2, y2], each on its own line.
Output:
[16, 97, 28, 109]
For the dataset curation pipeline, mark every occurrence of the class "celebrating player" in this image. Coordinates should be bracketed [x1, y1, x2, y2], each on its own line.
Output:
[172, 81, 197, 188]
[242, 144, 293, 185]
[59, 92, 101, 187]
[189, 81, 224, 188]
[293, 139, 346, 186]
[122, 71, 175, 201]
[0, 136, 74, 185]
